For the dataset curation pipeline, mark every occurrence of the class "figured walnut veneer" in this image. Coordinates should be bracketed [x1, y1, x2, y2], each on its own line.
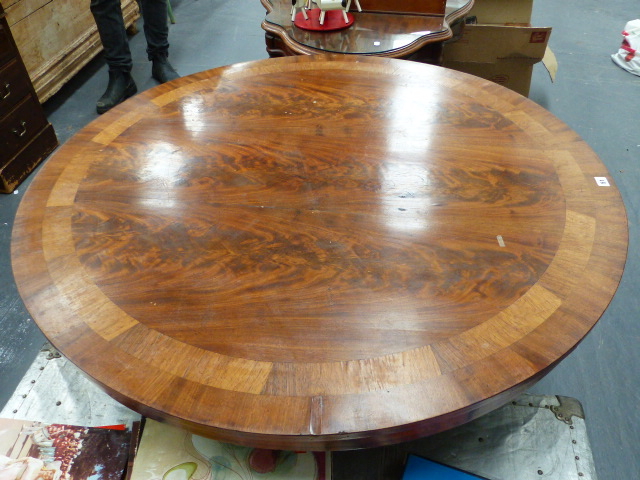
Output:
[11, 55, 627, 450]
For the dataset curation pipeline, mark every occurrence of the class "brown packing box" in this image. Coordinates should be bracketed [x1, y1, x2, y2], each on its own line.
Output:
[442, 0, 556, 96]
[464, 0, 534, 24]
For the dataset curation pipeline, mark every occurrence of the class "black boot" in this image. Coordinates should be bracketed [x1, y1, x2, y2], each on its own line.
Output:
[96, 70, 137, 114]
[151, 56, 180, 84]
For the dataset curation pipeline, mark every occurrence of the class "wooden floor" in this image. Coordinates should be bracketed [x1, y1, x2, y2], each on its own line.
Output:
[1, 0, 639, 477]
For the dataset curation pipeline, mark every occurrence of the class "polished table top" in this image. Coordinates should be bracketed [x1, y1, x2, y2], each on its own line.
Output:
[12, 55, 627, 451]
[261, 0, 474, 57]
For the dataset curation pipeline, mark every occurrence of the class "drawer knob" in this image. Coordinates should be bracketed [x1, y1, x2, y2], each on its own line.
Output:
[12, 121, 27, 138]
[1, 83, 9, 100]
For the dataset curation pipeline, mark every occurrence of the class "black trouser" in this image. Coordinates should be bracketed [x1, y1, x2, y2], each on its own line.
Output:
[90, 0, 170, 72]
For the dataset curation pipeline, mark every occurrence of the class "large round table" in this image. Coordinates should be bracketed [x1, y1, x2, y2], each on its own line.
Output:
[12, 55, 627, 451]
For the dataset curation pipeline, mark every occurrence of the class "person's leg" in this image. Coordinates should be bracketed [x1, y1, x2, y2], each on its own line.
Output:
[90, 0, 137, 113]
[90, 0, 133, 71]
[139, 0, 180, 83]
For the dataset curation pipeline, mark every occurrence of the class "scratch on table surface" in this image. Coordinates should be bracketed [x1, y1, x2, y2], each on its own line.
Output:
[309, 396, 323, 435]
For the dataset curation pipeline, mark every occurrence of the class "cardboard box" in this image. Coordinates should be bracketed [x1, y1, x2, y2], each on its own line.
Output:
[442, 0, 556, 97]
[466, 0, 534, 24]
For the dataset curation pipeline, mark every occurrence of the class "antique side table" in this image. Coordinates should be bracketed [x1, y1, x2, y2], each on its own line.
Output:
[261, 0, 474, 63]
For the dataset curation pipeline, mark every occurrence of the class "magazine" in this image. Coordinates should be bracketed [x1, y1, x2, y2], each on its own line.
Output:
[129, 419, 330, 480]
[0, 418, 132, 480]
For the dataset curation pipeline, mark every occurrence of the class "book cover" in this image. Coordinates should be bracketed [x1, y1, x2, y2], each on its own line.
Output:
[0, 418, 132, 480]
[403, 455, 490, 480]
[129, 419, 330, 480]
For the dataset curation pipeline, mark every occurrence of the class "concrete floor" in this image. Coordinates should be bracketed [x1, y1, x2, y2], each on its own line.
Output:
[1, 0, 638, 478]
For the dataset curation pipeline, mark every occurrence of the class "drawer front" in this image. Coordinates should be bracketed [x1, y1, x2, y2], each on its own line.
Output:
[0, 18, 14, 67]
[0, 122, 57, 193]
[0, 95, 48, 164]
[0, 59, 31, 115]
